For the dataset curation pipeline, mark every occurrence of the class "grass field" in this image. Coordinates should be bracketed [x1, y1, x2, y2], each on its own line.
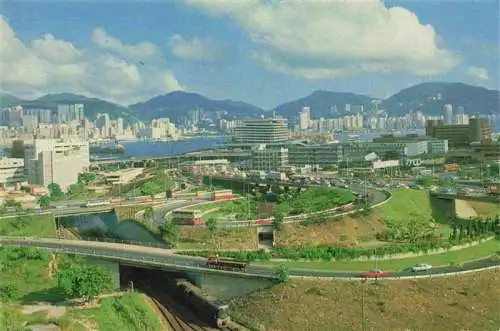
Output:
[0, 214, 57, 237]
[175, 226, 258, 250]
[378, 189, 439, 222]
[62, 293, 164, 331]
[0, 293, 164, 331]
[229, 269, 500, 331]
[255, 238, 500, 271]
[0, 246, 164, 331]
[277, 189, 499, 248]
[0, 248, 84, 303]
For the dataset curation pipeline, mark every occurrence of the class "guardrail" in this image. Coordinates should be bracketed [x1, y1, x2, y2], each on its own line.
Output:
[290, 262, 500, 281]
[0, 237, 272, 279]
[57, 235, 173, 249]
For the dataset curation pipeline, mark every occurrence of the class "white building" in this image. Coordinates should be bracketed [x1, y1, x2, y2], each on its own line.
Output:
[233, 117, 289, 144]
[24, 139, 90, 191]
[444, 104, 453, 125]
[427, 139, 449, 154]
[0, 158, 26, 190]
[405, 141, 429, 157]
[299, 107, 311, 130]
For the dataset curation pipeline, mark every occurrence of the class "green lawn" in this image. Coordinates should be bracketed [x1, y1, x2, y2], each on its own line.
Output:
[0, 293, 164, 331]
[0, 215, 57, 237]
[63, 293, 163, 331]
[0, 249, 86, 303]
[254, 238, 500, 272]
[378, 189, 438, 222]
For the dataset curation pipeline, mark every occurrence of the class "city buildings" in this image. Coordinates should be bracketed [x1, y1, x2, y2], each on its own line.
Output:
[233, 117, 289, 144]
[250, 145, 289, 171]
[24, 139, 90, 191]
[288, 143, 343, 167]
[426, 118, 492, 147]
[0, 158, 26, 190]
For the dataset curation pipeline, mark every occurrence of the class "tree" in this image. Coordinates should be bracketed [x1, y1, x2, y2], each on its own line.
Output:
[415, 176, 433, 187]
[274, 264, 289, 283]
[48, 183, 63, 199]
[78, 172, 97, 184]
[272, 212, 285, 231]
[159, 218, 179, 242]
[38, 195, 51, 209]
[0, 284, 19, 303]
[143, 206, 154, 227]
[140, 181, 161, 198]
[205, 217, 218, 249]
[56, 265, 114, 302]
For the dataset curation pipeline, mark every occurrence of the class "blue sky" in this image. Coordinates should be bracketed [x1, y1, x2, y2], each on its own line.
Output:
[1, 0, 498, 109]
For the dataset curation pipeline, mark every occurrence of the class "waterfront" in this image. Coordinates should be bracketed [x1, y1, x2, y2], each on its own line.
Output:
[118, 136, 229, 158]
[115, 130, 424, 159]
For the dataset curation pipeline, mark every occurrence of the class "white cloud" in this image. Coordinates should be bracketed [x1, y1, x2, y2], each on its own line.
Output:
[0, 16, 183, 105]
[185, 0, 459, 79]
[169, 34, 222, 62]
[91, 27, 160, 60]
[467, 66, 489, 81]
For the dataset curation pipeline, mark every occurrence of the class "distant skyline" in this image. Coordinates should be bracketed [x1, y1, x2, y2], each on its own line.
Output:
[1, 0, 498, 109]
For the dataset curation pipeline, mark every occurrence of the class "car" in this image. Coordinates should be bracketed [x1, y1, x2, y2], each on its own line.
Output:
[411, 263, 432, 272]
[362, 268, 390, 278]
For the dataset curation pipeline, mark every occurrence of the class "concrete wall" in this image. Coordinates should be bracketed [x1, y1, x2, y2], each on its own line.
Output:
[185, 271, 275, 301]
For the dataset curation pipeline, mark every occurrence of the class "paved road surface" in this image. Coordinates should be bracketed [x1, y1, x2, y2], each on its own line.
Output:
[0, 237, 497, 279]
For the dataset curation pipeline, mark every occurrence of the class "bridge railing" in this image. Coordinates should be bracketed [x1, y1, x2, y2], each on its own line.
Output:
[68, 236, 173, 249]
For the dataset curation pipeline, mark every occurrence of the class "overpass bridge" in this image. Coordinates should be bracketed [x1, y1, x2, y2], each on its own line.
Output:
[430, 192, 500, 204]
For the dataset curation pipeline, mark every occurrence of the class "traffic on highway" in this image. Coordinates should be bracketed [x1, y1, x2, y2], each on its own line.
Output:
[0, 236, 498, 280]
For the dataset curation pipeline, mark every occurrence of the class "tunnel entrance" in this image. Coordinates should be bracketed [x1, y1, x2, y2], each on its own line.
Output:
[257, 230, 274, 249]
[119, 265, 219, 329]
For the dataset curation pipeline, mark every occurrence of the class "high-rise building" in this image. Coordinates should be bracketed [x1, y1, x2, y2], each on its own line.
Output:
[233, 117, 289, 144]
[96, 113, 110, 137]
[457, 106, 465, 115]
[24, 139, 90, 191]
[56, 104, 85, 124]
[444, 104, 453, 124]
[299, 107, 310, 130]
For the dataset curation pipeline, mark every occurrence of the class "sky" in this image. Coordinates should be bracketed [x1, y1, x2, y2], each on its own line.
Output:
[1, 0, 498, 109]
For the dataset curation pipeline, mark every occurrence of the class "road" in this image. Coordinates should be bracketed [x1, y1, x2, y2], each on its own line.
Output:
[0, 197, 194, 220]
[0, 237, 498, 279]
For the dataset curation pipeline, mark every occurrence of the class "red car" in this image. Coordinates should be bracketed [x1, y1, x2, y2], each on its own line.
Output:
[362, 268, 390, 278]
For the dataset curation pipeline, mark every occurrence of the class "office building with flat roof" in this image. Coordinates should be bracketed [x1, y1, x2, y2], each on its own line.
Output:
[288, 143, 343, 167]
[24, 139, 90, 191]
[0, 158, 26, 190]
[233, 117, 289, 144]
[426, 118, 492, 147]
[250, 145, 289, 171]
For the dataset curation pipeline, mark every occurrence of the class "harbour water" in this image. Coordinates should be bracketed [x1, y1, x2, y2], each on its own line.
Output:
[117, 130, 424, 159]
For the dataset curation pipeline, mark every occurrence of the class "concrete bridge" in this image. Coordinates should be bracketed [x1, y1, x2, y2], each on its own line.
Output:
[0, 236, 275, 300]
[430, 191, 500, 204]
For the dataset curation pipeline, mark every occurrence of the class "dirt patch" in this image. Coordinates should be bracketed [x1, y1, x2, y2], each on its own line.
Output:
[276, 211, 386, 247]
[176, 227, 258, 250]
[454, 200, 478, 219]
[229, 269, 500, 331]
[467, 201, 500, 218]
[22, 304, 66, 319]
[28, 324, 61, 331]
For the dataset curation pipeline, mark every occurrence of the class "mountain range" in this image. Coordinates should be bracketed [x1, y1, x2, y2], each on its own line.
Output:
[1, 82, 498, 123]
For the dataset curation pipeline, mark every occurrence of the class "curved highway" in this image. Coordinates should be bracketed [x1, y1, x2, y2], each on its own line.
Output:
[0, 237, 498, 280]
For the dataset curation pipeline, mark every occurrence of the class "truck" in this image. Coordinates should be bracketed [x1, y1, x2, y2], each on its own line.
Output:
[206, 256, 248, 272]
